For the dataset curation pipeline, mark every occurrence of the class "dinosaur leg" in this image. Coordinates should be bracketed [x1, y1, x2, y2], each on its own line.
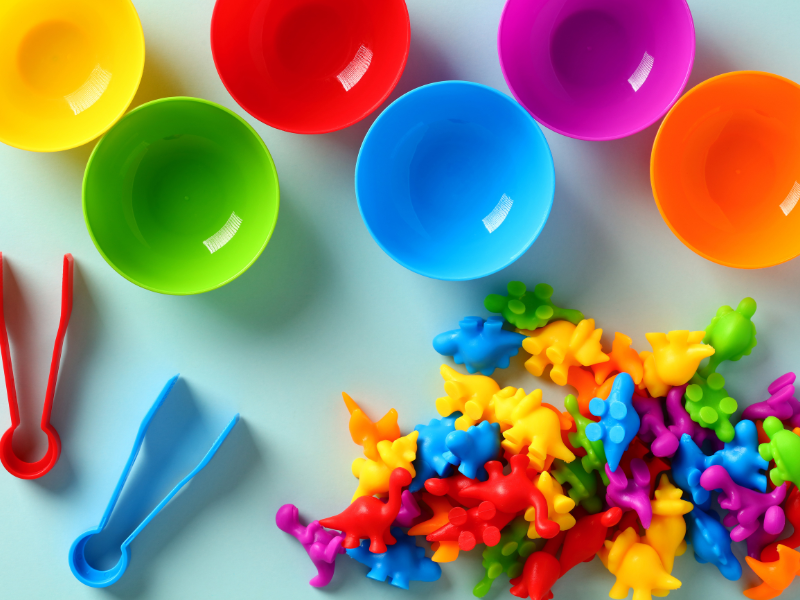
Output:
[368, 535, 388, 554]
[308, 557, 336, 587]
[390, 572, 410, 590]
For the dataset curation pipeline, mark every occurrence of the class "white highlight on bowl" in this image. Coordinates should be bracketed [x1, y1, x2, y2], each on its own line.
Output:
[337, 45, 373, 92]
[780, 181, 800, 216]
[483, 194, 513, 233]
[65, 65, 112, 115]
[203, 212, 243, 254]
[628, 52, 654, 92]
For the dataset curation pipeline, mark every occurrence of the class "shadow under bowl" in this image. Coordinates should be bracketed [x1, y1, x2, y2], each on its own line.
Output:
[83, 97, 280, 295]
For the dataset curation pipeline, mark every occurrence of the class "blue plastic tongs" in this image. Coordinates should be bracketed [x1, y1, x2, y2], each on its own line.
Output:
[69, 375, 239, 587]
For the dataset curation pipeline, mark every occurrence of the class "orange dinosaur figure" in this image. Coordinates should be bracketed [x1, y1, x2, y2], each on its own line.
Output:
[593, 332, 644, 385]
[567, 367, 616, 417]
[408, 493, 454, 536]
[343, 392, 400, 461]
[745, 545, 800, 600]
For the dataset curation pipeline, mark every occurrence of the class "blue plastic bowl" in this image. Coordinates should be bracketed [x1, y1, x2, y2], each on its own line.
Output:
[356, 81, 555, 280]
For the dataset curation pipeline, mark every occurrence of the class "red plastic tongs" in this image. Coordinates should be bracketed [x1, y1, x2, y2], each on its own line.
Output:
[0, 253, 73, 479]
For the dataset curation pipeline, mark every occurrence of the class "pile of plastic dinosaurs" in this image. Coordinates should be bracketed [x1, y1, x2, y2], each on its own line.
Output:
[276, 282, 800, 599]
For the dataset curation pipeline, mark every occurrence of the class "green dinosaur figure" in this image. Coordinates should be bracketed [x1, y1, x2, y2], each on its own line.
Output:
[473, 516, 538, 597]
[699, 297, 757, 377]
[551, 458, 603, 514]
[684, 373, 738, 443]
[564, 394, 609, 485]
[484, 282, 584, 331]
[759, 416, 800, 488]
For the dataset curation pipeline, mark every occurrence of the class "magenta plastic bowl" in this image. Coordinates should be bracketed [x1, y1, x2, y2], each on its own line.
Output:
[498, 0, 695, 140]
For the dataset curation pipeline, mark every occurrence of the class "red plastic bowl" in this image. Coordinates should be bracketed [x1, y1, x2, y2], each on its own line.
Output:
[211, 0, 410, 134]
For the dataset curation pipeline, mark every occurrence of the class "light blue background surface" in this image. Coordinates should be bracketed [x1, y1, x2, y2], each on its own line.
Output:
[0, 0, 799, 598]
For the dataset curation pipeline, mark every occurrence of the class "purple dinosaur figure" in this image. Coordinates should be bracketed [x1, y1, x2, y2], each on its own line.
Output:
[392, 491, 421, 528]
[633, 394, 679, 457]
[605, 458, 653, 528]
[276, 504, 346, 587]
[665, 385, 721, 451]
[742, 373, 800, 428]
[699, 466, 787, 542]
[745, 521, 781, 559]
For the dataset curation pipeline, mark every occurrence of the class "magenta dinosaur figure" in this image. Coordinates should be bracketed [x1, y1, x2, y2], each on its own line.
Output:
[632, 394, 679, 457]
[742, 373, 800, 428]
[665, 384, 721, 450]
[393, 490, 421, 528]
[605, 458, 653, 528]
[700, 465, 787, 542]
[320, 468, 412, 553]
[275, 504, 346, 587]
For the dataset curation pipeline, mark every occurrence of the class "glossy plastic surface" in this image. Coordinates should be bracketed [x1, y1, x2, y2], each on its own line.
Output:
[0, 0, 144, 152]
[498, 0, 695, 140]
[347, 527, 441, 589]
[83, 97, 280, 295]
[652, 71, 800, 268]
[210, 0, 409, 134]
[433, 316, 525, 376]
[0, 254, 72, 479]
[275, 504, 346, 587]
[356, 81, 555, 281]
[69, 375, 240, 587]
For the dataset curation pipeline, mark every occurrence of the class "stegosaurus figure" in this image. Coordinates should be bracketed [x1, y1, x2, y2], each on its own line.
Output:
[684, 373, 738, 443]
[700, 298, 757, 377]
[484, 281, 584, 331]
[473, 516, 537, 598]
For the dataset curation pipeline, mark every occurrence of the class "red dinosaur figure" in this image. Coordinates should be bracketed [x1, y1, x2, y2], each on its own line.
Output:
[560, 507, 623, 574]
[425, 500, 516, 562]
[459, 455, 561, 538]
[510, 551, 561, 600]
[320, 468, 412, 553]
[424, 472, 482, 507]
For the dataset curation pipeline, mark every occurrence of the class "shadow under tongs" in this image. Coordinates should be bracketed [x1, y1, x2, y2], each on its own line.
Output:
[67, 379, 260, 598]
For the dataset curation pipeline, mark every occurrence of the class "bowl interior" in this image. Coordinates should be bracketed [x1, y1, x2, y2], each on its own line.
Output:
[652, 72, 800, 269]
[84, 98, 279, 294]
[0, 0, 144, 151]
[499, 0, 694, 139]
[357, 82, 554, 281]
[211, 0, 409, 134]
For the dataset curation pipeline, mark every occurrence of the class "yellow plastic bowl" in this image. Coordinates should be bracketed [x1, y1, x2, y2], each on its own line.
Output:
[0, 0, 145, 152]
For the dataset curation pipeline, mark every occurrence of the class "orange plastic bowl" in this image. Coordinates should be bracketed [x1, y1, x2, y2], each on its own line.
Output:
[652, 71, 800, 268]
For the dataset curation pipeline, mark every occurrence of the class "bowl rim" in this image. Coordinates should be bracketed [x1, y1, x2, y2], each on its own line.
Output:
[354, 80, 555, 281]
[82, 96, 281, 295]
[497, 0, 696, 141]
[0, 0, 146, 153]
[650, 70, 800, 270]
[209, 0, 411, 135]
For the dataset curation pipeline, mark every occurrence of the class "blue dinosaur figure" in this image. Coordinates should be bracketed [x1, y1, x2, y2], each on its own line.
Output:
[347, 528, 441, 589]
[672, 433, 720, 509]
[685, 506, 742, 581]
[585, 373, 639, 472]
[443, 420, 501, 481]
[410, 413, 459, 492]
[433, 316, 525, 376]
[710, 419, 768, 492]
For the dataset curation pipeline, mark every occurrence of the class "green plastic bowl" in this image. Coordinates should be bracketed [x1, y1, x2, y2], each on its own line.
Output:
[83, 97, 279, 295]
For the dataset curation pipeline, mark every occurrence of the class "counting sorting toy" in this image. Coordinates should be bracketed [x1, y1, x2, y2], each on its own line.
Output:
[279, 283, 800, 599]
[433, 316, 526, 376]
[276, 504, 346, 587]
[484, 282, 583, 331]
